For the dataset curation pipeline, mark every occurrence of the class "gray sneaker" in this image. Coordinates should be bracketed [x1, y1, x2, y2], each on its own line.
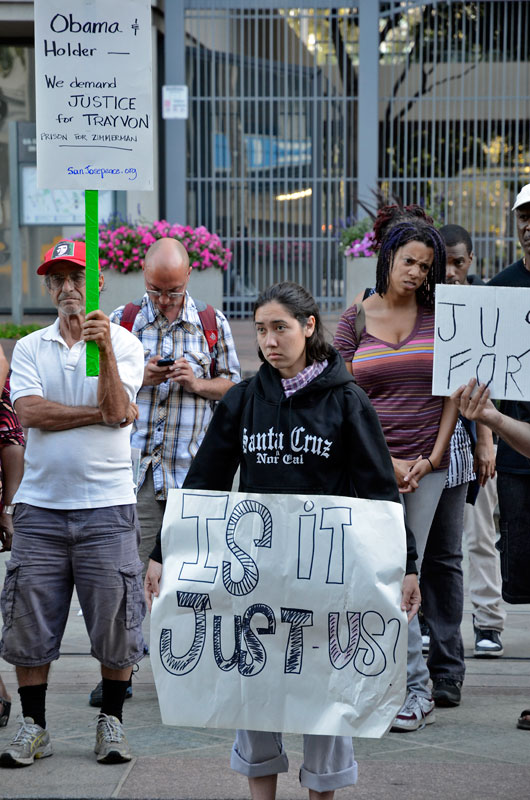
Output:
[0, 717, 53, 767]
[94, 714, 132, 764]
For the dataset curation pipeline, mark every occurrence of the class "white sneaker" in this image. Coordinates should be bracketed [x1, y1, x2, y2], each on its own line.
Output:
[94, 714, 132, 764]
[390, 692, 435, 732]
[0, 717, 53, 767]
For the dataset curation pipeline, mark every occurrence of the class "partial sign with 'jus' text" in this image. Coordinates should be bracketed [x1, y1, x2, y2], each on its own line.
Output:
[34, 0, 153, 190]
[433, 284, 530, 400]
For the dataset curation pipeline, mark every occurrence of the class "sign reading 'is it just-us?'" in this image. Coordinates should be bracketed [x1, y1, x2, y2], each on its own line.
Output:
[34, 0, 153, 190]
[151, 490, 408, 738]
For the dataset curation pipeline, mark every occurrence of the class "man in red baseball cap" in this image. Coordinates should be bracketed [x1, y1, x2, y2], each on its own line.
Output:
[0, 239, 146, 768]
[36, 240, 89, 275]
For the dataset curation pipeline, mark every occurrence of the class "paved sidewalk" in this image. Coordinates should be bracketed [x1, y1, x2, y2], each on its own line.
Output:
[1, 548, 529, 800]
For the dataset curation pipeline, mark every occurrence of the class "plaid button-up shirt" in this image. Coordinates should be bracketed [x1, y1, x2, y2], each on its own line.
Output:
[110, 292, 241, 497]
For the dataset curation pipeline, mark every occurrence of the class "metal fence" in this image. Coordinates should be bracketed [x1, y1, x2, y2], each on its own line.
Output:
[379, 0, 530, 280]
[185, 6, 360, 315]
[182, 1, 530, 315]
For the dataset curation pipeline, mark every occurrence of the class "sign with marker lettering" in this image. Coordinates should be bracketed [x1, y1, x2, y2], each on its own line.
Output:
[34, 0, 153, 190]
[433, 285, 530, 400]
[150, 489, 408, 738]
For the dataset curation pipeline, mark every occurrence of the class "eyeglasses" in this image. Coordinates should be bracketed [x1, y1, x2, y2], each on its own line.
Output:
[47, 272, 86, 289]
[146, 288, 186, 300]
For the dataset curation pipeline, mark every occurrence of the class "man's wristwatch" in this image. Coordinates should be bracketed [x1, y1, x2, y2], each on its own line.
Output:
[2, 504, 15, 516]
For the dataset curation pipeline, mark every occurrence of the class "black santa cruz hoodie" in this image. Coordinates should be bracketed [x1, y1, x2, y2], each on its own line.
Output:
[152, 348, 417, 572]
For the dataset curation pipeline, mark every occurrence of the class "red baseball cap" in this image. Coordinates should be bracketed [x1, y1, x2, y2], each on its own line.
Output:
[37, 240, 88, 275]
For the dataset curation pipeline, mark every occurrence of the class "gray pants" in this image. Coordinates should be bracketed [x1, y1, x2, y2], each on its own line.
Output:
[231, 730, 357, 792]
[0, 503, 146, 670]
[136, 468, 166, 570]
[401, 470, 448, 699]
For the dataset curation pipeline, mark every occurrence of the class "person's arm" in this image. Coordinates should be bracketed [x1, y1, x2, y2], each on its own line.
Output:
[401, 574, 421, 622]
[15, 396, 103, 430]
[0, 443, 24, 551]
[83, 310, 129, 424]
[474, 422, 496, 486]
[452, 379, 530, 458]
[0, 345, 9, 394]
[404, 396, 458, 487]
[333, 306, 359, 374]
[144, 557, 162, 612]
[168, 311, 242, 400]
[167, 362, 237, 400]
[11, 332, 103, 430]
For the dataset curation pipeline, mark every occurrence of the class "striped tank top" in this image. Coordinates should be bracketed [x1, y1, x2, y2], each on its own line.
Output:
[334, 304, 449, 467]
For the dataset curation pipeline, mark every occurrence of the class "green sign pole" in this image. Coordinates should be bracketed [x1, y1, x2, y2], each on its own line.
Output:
[85, 189, 99, 376]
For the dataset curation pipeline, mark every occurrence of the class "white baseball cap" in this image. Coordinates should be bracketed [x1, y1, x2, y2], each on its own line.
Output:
[512, 183, 530, 211]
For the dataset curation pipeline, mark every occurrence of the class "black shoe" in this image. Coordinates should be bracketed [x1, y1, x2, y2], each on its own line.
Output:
[473, 627, 504, 658]
[88, 679, 133, 708]
[432, 678, 462, 707]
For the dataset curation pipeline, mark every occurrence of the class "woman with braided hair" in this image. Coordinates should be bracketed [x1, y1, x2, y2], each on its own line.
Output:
[334, 218, 458, 732]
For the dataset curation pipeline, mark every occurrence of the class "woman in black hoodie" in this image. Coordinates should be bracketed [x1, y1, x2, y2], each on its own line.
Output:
[145, 282, 419, 800]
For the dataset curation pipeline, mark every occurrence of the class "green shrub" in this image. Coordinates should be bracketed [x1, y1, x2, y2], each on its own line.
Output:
[0, 323, 43, 339]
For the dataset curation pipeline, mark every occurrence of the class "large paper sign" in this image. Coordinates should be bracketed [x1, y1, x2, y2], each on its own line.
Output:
[150, 489, 408, 739]
[433, 285, 530, 400]
[34, 0, 153, 190]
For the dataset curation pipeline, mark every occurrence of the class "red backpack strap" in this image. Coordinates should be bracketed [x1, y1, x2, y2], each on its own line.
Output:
[120, 301, 142, 332]
[196, 301, 218, 378]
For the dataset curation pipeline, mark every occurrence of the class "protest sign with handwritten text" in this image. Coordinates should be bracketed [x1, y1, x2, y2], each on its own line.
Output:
[34, 0, 153, 190]
[433, 284, 530, 400]
[150, 489, 408, 738]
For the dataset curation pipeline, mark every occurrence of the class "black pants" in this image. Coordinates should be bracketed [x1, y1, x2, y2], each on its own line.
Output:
[496, 472, 530, 604]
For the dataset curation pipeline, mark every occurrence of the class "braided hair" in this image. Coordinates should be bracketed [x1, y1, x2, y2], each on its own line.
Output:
[375, 220, 446, 309]
[372, 204, 435, 251]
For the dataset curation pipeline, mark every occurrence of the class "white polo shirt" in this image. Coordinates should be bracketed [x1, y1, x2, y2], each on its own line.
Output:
[10, 319, 144, 510]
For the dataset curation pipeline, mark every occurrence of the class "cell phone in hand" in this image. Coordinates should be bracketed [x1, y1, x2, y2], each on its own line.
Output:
[157, 357, 175, 367]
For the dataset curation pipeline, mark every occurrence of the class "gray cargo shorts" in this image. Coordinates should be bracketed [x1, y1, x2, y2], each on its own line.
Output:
[0, 503, 146, 669]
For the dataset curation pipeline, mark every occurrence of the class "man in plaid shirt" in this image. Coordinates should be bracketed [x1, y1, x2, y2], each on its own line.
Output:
[110, 237, 241, 569]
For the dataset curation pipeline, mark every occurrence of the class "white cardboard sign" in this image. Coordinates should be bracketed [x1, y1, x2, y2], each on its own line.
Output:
[150, 489, 408, 739]
[433, 284, 530, 400]
[34, 0, 153, 190]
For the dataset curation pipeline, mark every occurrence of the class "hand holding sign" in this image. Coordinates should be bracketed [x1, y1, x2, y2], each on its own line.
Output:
[451, 378, 500, 426]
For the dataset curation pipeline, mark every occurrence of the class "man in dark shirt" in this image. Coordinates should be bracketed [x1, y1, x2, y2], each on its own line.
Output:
[486, 184, 530, 607]
[452, 381, 530, 730]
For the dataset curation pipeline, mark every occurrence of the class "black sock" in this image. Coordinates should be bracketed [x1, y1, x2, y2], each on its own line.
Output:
[100, 678, 130, 723]
[19, 684, 47, 729]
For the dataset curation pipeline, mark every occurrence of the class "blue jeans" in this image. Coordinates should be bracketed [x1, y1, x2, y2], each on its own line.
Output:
[422, 483, 467, 682]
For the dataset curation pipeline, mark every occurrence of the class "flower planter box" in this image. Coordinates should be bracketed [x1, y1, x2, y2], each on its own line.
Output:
[344, 256, 378, 308]
[188, 267, 224, 311]
[100, 270, 145, 315]
[100, 267, 224, 315]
